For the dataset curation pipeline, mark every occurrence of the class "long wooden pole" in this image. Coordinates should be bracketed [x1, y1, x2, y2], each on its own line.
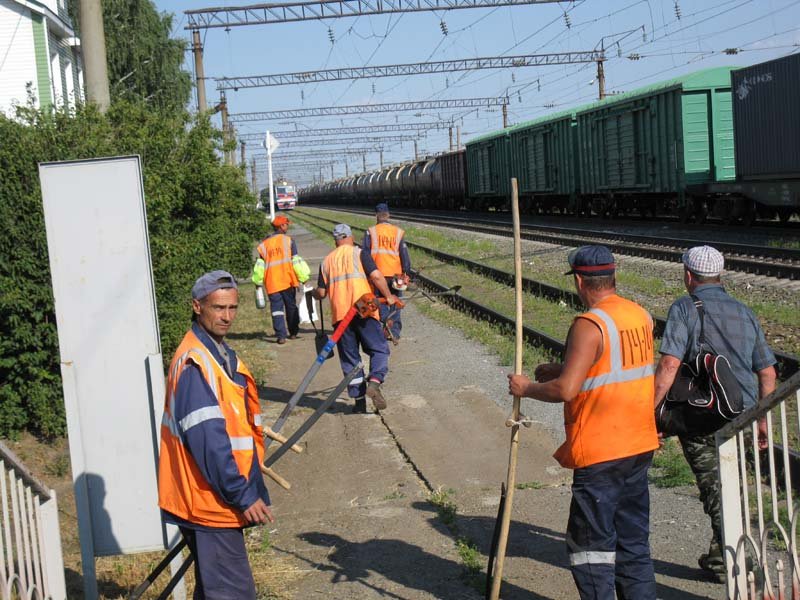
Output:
[489, 178, 523, 600]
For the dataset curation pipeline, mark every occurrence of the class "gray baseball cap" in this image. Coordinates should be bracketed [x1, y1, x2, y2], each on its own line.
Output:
[333, 223, 352, 239]
[191, 270, 238, 300]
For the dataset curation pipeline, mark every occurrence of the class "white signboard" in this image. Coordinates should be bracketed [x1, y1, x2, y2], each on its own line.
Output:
[39, 156, 169, 593]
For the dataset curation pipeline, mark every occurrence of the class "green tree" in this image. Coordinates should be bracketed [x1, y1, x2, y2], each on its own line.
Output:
[69, 0, 192, 112]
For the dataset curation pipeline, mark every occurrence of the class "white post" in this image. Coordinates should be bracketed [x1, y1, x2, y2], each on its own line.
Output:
[266, 130, 275, 222]
[718, 434, 746, 598]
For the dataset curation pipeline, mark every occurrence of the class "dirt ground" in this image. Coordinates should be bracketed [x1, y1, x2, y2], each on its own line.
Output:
[254, 224, 723, 599]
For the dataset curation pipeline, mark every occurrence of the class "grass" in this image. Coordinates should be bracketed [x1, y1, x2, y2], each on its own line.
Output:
[650, 438, 695, 488]
[516, 481, 545, 490]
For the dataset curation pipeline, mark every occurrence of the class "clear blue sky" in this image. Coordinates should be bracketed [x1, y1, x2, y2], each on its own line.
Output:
[154, 0, 800, 186]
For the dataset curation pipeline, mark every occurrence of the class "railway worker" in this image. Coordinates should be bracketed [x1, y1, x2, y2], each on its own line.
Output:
[254, 214, 300, 344]
[362, 203, 412, 342]
[158, 271, 273, 599]
[654, 245, 776, 582]
[313, 223, 399, 413]
[508, 245, 659, 600]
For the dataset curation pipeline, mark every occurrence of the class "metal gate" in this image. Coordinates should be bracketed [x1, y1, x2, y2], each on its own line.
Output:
[717, 370, 800, 598]
[0, 441, 66, 599]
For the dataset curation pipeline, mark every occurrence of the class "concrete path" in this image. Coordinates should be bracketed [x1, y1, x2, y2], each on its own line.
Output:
[254, 223, 722, 599]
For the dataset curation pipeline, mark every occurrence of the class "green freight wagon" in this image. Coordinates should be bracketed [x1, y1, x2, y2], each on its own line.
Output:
[575, 67, 735, 220]
[508, 107, 583, 214]
[465, 129, 511, 210]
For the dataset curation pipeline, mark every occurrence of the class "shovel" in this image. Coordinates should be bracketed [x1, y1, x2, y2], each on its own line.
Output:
[306, 289, 333, 360]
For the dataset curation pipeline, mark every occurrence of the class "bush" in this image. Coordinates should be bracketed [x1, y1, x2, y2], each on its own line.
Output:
[0, 100, 263, 437]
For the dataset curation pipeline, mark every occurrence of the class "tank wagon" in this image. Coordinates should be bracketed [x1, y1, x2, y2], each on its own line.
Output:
[301, 59, 799, 224]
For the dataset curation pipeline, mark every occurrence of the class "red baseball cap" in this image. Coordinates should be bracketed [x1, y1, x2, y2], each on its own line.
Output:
[272, 215, 290, 227]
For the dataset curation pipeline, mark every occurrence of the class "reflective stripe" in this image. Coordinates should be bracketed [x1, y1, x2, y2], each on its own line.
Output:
[330, 271, 367, 283]
[569, 551, 616, 566]
[271, 311, 285, 316]
[229, 436, 254, 451]
[162, 412, 181, 438]
[264, 236, 293, 268]
[579, 308, 653, 392]
[180, 405, 224, 432]
[581, 364, 655, 392]
[372, 248, 399, 256]
[350, 376, 364, 385]
[254, 414, 262, 426]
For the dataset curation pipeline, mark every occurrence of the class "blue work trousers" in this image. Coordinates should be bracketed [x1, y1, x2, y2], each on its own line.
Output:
[180, 526, 256, 600]
[335, 316, 390, 399]
[567, 451, 656, 600]
[269, 287, 299, 340]
[377, 278, 404, 339]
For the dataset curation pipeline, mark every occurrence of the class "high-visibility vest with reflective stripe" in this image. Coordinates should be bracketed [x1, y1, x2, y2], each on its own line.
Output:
[321, 244, 376, 324]
[368, 223, 404, 277]
[158, 329, 264, 528]
[257, 234, 299, 294]
[553, 294, 658, 469]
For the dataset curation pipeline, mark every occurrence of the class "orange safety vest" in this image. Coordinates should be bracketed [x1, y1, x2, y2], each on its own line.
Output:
[553, 294, 658, 469]
[257, 234, 299, 294]
[321, 244, 377, 324]
[368, 223, 404, 277]
[158, 329, 265, 528]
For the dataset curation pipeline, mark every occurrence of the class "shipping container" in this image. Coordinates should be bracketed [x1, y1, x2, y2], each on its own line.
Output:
[576, 67, 735, 213]
[465, 130, 511, 208]
[732, 53, 800, 181]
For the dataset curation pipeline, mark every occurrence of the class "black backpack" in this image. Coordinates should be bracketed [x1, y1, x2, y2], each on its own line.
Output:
[655, 296, 744, 437]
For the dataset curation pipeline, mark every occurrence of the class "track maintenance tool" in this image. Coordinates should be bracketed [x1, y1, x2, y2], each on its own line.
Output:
[487, 178, 525, 600]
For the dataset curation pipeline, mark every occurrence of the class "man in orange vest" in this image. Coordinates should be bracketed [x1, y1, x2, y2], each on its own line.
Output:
[508, 246, 658, 599]
[314, 224, 399, 413]
[255, 215, 300, 345]
[362, 203, 411, 342]
[158, 271, 273, 599]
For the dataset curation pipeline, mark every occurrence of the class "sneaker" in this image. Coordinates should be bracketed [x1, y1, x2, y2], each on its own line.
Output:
[366, 381, 387, 410]
[277, 338, 287, 345]
[351, 397, 367, 414]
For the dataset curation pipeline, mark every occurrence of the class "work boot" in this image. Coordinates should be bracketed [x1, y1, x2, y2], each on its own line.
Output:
[351, 397, 367, 414]
[277, 338, 287, 345]
[698, 542, 726, 583]
[366, 381, 387, 411]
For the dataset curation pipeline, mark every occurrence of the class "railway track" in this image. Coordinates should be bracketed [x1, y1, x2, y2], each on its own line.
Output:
[322, 206, 800, 281]
[295, 209, 800, 379]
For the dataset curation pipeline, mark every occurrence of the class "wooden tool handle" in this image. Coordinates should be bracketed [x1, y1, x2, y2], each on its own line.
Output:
[264, 427, 304, 453]
[260, 464, 291, 490]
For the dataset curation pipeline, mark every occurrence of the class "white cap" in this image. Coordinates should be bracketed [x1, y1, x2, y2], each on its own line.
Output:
[682, 246, 724, 277]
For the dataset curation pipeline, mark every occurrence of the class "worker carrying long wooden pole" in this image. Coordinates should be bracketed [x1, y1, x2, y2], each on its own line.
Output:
[507, 245, 660, 599]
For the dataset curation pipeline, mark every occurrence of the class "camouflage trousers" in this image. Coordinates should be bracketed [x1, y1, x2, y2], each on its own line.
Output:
[678, 433, 723, 559]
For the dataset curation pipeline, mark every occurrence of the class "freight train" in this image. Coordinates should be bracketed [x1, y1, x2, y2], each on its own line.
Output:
[301, 55, 800, 225]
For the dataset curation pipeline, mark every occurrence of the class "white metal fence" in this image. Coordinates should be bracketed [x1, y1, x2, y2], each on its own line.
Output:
[0, 441, 66, 600]
[718, 370, 800, 599]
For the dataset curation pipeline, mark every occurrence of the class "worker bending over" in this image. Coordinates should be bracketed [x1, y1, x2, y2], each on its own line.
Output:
[362, 202, 411, 342]
[159, 271, 273, 599]
[314, 224, 398, 413]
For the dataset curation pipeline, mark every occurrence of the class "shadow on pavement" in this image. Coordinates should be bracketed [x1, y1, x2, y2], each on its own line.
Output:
[412, 501, 718, 600]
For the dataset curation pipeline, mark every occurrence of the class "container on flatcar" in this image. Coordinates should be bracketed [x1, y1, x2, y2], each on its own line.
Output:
[732, 53, 800, 181]
[575, 67, 735, 216]
[465, 130, 511, 209]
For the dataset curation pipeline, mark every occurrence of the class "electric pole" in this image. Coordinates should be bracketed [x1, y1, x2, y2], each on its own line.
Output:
[596, 58, 606, 100]
[449, 126, 454, 151]
[192, 29, 207, 112]
[456, 125, 461, 150]
[379, 148, 384, 168]
[78, 0, 110, 112]
[219, 94, 234, 166]
[251, 157, 257, 196]
[414, 139, 418, 160]
[330, 163, 334, 179]
[502, 102, 508, 128]
[345, 161, 349, 177]
[362, 154, 366, 172]
[240, 141, 246, 167]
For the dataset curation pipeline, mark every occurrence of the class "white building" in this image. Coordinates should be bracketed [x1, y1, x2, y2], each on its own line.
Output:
[0, 0, 83, 113]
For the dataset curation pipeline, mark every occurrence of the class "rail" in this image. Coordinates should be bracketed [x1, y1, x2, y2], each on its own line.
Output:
[0, 441, 66, 599]
[716, 372, 800, 599]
